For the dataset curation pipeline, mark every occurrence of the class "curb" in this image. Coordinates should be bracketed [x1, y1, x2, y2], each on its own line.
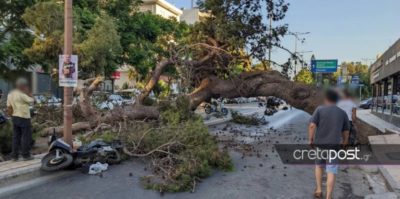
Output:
[0, 171, 74, 198]
[0, 154, 44, 182]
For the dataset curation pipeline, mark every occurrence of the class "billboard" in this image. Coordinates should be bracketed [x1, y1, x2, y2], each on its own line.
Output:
[311, 59, 338, 73]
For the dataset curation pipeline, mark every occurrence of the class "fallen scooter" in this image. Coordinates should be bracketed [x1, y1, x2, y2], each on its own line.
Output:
[41, 129, 122, 172]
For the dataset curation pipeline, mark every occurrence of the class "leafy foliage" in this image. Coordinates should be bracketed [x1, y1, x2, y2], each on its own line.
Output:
[21, 1, 65, 70]
[0, 0, 36, 75]
[294, 68, 314, 84]
[78, 13, 122, 76]
[197, 0, 289, 60]
[333, 62, 371, 97]
[231, 110, 268, 126]
[0, 121, 13, 155]
[61, 96, 231, 192]
[2, 0, 187, 80]
[121, 12, 189, 80]
[181, 0, 290, 84]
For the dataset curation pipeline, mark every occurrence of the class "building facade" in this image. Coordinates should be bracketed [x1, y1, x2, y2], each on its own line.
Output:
[114, 65, 137, 90]
[140, 0, 182, 21]
[180, 8, 210, 25]
[370, 38, 400, 121]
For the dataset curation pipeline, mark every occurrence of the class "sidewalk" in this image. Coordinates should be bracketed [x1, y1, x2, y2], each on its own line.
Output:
[357, 109, 400, 133]
[359, 110, 400, 193]
[369, 134, 400, 193]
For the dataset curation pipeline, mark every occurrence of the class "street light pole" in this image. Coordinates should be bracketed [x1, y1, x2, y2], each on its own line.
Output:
[287, 32, 310, 77]
[268, 14, 272, 68]
[63, 0, 73, 146]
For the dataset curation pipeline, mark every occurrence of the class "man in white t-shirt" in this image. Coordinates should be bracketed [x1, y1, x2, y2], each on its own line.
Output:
[337, 89, 357, 145]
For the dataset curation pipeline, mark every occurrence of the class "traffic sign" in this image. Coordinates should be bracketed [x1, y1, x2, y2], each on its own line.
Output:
[351, 75, 360, 85]
[311, 59, 338, 73]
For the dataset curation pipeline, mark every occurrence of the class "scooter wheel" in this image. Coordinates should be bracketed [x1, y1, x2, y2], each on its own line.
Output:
[106, 150, 122, 165]
[41, 150, 73, 172]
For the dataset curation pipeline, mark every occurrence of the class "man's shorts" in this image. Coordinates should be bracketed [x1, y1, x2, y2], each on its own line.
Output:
[315, 149, 339, 174]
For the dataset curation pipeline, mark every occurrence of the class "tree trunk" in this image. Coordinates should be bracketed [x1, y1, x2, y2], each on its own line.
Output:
[188, 70, 323, 114]
[138, 59, 173, 104]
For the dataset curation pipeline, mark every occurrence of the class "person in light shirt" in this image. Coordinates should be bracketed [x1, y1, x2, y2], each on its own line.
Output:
[337, 89, 357, 146]
[6, 78, 35, 161]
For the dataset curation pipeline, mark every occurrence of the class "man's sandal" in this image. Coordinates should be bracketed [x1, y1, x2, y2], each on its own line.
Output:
[314, 190, 322, 198]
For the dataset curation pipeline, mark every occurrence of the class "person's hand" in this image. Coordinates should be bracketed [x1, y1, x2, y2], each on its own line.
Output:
[25, 89, 32, 97]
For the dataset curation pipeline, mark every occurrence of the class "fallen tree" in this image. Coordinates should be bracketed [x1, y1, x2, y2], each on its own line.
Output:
[43, 76, 160, 135]
[42, 69, 324, 136]
[188, 71, 322, 114]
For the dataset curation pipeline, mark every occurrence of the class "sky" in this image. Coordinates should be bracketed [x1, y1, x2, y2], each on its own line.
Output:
[170, 0, 400, 66]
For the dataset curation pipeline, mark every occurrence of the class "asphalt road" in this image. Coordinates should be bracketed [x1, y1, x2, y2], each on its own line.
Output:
[6, 107, 376, 199]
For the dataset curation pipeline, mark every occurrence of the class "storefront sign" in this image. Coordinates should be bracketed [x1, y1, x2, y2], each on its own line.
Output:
[111, 71, 121, 80]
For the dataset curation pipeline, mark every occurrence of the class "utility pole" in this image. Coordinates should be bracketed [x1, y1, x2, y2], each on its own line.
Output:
[267, 13, 272, 69]
[63, 0, 73, 146]
[287, 32, 310, 77]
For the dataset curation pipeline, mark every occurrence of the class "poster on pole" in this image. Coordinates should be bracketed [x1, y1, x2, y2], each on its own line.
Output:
[59, 55, 78, 87]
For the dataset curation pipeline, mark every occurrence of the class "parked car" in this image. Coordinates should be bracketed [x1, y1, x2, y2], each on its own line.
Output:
[34, 95, 62, 107]
[97, 94, 131, 110]
[226, 98, 239, 104]
[359, 98, 373, 109]
[115, 90, 136, 105]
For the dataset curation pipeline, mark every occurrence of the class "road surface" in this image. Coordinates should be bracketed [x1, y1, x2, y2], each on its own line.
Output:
[6, 106, 384, 199]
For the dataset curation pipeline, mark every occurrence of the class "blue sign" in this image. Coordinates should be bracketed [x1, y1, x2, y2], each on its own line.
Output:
[337, 76, 342, 86]
[311, 59, 338, 73]
[351, 75, 360, 85]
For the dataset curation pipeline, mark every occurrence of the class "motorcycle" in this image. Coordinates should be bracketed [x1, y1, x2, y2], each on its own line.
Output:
[204, 100, 229, 116]
[41, 129, 122, 172]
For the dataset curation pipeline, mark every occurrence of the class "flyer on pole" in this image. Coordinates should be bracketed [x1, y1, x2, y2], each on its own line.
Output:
[59, 55, 78, 87]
